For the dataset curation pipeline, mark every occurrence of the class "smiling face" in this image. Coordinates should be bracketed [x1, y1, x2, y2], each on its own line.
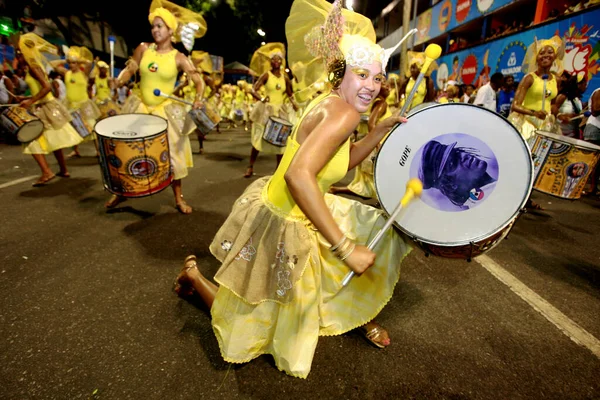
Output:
[270, 55, 283, 71]
[537, 46, 556, 69]
[337, 61, 384, 113]
[151, 17, 172, 44]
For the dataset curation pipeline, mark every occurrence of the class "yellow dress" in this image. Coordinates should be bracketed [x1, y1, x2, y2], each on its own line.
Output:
[209, 92, 411, 379]
[65, 69, 101, 141]
[347, 100, 392, 198]
[23, 72, 83, 155]
[94, 76, 111, 103]
[508, 72, 559, 140]
[400, 77, 426, 111]
[219, 89, 233, 119]
[250, 71, 294, 154]
[230, 86, 247, 122]
[121, 44, 193, 180]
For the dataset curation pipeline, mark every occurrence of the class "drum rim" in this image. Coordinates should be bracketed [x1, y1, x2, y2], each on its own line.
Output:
[373, 102, 534, 247]
[16, 119, 45, 142]
[93, 113, 168, 139]
[269, 116, 292, 125]
[534, 130, 600, 151]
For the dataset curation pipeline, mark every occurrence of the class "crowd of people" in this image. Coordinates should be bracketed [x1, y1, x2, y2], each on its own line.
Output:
[0, 0, 599, 381]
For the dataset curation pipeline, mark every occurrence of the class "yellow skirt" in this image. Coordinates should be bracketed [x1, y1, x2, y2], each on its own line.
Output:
[23, 99, 83, 155]
[121, 95, 193, 180]
[347, 148, 377, 198]
[209, 177, 411, 378]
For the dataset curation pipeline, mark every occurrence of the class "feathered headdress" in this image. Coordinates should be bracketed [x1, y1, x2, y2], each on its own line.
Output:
[249, 42, 286, 76]
[521, 35, 564, 75]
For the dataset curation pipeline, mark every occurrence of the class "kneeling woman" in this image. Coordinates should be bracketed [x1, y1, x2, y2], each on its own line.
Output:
[173, 0, 412, 379]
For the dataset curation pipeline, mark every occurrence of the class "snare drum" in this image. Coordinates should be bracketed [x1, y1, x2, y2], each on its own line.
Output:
[263, 116, 293, 147]
[0, 106, 44, 143]
[233, 108, 244, 122]
[188, 102, 222, 135]
[95, 114, 172, 198]
[97, 99, 121, 119]
[529, 130, 600, 199]
[374, 103, 532, 260]
[70, 110, 93, 139]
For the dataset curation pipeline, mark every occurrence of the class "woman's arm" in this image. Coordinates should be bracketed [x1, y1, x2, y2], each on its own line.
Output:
[284, 74, 298, 111]
[367, 99, 386, 132]
[177, 53, 204, 108]
[425, 77, 435, 102]
[19, 64, 52, 108]
[285, 98, 376, 273]
[251, 73, 268, 101]
[114, 43, 147, 89]
[49, 59, 68, 76]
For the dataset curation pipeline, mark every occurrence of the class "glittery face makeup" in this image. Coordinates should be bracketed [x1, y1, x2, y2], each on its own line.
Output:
[337, 62, 383, 113]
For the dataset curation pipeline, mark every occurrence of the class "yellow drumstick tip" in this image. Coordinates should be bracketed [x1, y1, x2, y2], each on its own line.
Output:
[424, 44, 442, 61]
[406, 178, 423, 196]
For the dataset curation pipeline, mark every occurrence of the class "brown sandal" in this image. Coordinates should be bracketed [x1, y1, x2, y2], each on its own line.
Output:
[244, 166, 254, 178]
[32, 174, 56, 187]
[357, 322, 391, 349]
[174, 255, 197, 297]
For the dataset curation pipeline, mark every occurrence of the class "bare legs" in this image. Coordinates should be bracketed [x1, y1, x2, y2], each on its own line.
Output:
[172, 179, 192, 214]
[195, 129, 204, 154]
[244, 148, 283, 178]
[31, 149, 71, 186]
[174, 255, 218, 308]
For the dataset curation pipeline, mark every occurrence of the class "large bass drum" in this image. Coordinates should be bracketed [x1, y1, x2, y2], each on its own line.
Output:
[374, 103, 533, 260]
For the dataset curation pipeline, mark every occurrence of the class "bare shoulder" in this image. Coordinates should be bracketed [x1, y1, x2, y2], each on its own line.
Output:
[298, 95, 359, 139]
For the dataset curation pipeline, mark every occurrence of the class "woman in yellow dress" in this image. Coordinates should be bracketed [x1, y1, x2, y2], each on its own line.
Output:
[509, 36, 563, 141]
[385, 72, 400, 112]
[16, 34, 83, 186]
[52, 46, 102, 158]
[230, 80, 248, 129]
[399, 51, 436, 113]
[93, 60, 120, 118]
[107, 4, 206, 214]
[173, 0, 411, 379]
[244, 42, 298, 178]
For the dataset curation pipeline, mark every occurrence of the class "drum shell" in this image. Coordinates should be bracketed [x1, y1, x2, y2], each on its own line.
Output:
[233, 109, 244, 122]
[263, 117, 293, 147]
[188, 102, 221, 135]
[1, 106, 44, 143]
[96, 114, 173, 198]
[70, 110, 93, 139]
[530, 130, 600, 199]
[97, 100, 121, 119]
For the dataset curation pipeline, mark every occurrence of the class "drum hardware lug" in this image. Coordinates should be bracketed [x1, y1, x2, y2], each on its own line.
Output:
[467, 241, 476, 262]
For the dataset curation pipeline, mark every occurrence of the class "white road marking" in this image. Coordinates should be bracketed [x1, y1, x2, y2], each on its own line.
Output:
[476, 254, 600, 359]
[0, 175, 37, 189]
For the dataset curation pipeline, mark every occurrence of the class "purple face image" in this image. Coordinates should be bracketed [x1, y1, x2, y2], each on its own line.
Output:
[410, 133, 499, 211]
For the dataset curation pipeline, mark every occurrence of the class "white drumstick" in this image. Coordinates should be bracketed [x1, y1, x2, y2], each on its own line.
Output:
[541, 74, 548, 113]
[108, 35, 116, 79]
[153, 89, 194, 106]
[340, 178, 423, 287]
[398, 43, 442, 117]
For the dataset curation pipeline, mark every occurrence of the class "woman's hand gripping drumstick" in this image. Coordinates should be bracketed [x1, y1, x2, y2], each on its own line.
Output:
[398, 43, 442, 117]
[154, 89, 201, 109]
[340, 178, 423, 287]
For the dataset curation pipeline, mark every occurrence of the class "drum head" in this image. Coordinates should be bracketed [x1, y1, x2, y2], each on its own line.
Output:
[94, 114, 167, 139]
[17, 120, 44, 143]
[406, 102, 436, 117]
[374, 103, 533, 246]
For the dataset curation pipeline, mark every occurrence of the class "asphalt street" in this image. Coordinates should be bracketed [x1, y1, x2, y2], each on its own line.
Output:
[0, 125, 599, 400]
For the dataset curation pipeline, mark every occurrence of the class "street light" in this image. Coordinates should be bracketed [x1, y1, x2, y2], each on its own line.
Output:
[261, 41, 266, 46]
[346, 0, 354, 11]
[257, 28, 265, 37]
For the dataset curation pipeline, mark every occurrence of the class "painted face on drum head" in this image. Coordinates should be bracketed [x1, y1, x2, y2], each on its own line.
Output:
[338, 62, 383, 113]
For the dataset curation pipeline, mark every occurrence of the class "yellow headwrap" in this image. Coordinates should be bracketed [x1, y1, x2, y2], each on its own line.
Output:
[18, 33, 57, 71]
[387, 73, 400, 81]
[97, 61, 109, 69]
[191, 50, 213, 74]
[406, 51, 437, 77]
[250, 42, 286, 76]
[149, 0, 207, 42]
[522, 35, 564, 75]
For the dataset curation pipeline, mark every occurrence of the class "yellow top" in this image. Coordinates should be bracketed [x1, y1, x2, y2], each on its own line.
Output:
[222, 89, 233, 104]
[65, 70, 90, 104]
[183, 81, 196, 102]
[139, 45, 178, 107]
[267, 93, 350, 218]
[235, 86, 246, 103]
[95, 76, 111, 102]
[265, 71, 287, 106]
[386, 88, 398, 106]
[522, 73, 558, 112]
[400, 77, 426, 110]
[203, 84, 211, 98]
[25, 72, 54, 104]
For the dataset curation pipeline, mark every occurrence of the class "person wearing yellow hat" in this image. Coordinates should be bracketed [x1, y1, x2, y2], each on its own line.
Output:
[15, 34, 84, 186]
[92, 60, 120, 119]
[385, 72, 400, 111]
[51, 46, 102, 158]
[107, 1, 207, 214]
[173, 0, 412, 379]
[244, 42, 298, 178]
[399, 51, 435, 112]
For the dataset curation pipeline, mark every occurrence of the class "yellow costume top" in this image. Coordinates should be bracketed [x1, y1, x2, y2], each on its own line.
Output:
[235, 86, 246, 103]
[265, 71, 287, 106]
[139, 45, 178, 107]
[400, 77, 426, 110]
[267, 93, 350, 218]
[222, 89, 233, 104]
[65, 70, 90, 104]
[95, 76, 111, 102]
[25, 72, 53, 104]
[522, 73, 558, 112]
[386, 88, 398, 107]
[203, 84, 211, 98]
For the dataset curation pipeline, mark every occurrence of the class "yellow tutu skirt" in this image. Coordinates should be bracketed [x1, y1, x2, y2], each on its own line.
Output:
[507, 112, 561, 141]
[24, 99, 83, 155]
[121, 95, 193, 180]
[209, 177, 411, 378]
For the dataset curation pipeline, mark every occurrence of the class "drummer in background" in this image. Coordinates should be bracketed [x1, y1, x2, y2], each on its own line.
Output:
[51, 46, 102, 158]
[583, 85, 600, 195]
[230, 80, 248, 130]
[108, 5, 205, 214]
[16, 34, 83, 186]
[399, 51, 436, 113]
[244, 42, 298, 178]
[385, 73, 400, 112]
[552, 73, 583, 138]
[509, 36, 563, 140]
[92, 61, 118, 118]
[496, 75, 515, 117]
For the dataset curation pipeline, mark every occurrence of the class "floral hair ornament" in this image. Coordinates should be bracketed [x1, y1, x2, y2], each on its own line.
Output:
[149, 0, 207, 49]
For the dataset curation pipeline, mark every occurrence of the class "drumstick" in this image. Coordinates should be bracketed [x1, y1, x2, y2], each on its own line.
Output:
[398, 44, 442, 117]
[568, 111, 591, 121]
[108, 36, 116, 79]
[153, 89, 194, 106]
[340, 178, 423, 287]
[541, 74, 548, 113]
